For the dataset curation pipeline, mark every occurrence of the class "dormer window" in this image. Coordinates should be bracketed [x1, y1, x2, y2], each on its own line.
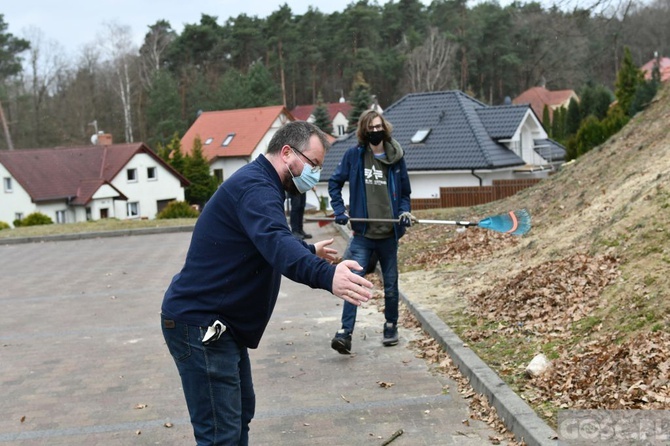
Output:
[204, 137, 213, 145]
[222, 133, 235, 147]
[411, 129, 431, 144]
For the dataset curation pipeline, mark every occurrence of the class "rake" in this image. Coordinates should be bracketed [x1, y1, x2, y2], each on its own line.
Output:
[305, 209, 531, 236]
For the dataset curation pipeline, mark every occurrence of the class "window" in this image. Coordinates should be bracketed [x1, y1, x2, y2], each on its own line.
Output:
[213, 169, 223, 184]
[127, 202, 139, 218]
[147, 167, 157, 180]
[156, 199, 173, 214]
[56, 210, 66, 224]
[222, 133, 235, 147]
[337, 125, 346, 136]
[15, 212, 23, 222]
[3, 177, 12, 192]
[127, 168, 137, 182]
[204, 137, 213, 145]
[410, 129, 431, 144]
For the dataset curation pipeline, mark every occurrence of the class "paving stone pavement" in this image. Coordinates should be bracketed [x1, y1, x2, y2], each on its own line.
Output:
[0, 222, 504, 445]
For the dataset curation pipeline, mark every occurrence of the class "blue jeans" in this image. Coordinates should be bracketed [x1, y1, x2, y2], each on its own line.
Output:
[162, 315, 255, 446]
[340, 235, 399, 333]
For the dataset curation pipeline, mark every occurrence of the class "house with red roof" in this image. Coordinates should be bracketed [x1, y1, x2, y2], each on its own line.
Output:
[512, 86, 579, 123]
[641, 56, 670, 83]
[0, 141, 188, 227]
[180, 105, 294, 184]
[290, 102, 353, 137]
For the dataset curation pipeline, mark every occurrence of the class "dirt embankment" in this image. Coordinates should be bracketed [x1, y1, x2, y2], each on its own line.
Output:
[398, 80, 670, 421]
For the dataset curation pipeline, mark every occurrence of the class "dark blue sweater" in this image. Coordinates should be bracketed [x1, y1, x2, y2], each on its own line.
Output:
[161, 155, 336, 348]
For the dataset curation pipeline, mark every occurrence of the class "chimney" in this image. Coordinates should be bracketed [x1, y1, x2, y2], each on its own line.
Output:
[96, 133, 113, 145]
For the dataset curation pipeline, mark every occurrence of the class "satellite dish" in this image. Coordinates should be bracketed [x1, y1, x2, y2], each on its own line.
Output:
[91, 134, 98, 145]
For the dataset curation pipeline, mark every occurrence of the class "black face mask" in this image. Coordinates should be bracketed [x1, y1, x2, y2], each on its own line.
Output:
[367, 130, 384, 146]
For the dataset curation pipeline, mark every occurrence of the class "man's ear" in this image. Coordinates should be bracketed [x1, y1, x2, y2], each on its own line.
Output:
[280, 144, 292, 161]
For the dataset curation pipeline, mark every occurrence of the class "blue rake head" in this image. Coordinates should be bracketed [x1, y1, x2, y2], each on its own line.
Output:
[476, 209, 531, 236]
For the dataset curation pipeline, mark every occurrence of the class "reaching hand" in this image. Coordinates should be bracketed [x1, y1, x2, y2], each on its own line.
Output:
[334, 213, 349, 225]
[399, 212, 416, 227]
[332, 260, 373, 305]
[314, 238, 338, 263]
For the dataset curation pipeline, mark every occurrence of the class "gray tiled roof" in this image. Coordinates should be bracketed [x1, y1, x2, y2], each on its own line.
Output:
[322, 90, 563, 180]
[533, 139, 566, 162]
[477, 105, 532, 139]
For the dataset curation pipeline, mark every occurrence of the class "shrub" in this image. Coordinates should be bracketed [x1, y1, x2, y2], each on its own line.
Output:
[157, 201, 200, 219]
[0, 221, 10, 230]
[14, 212, 54, 227]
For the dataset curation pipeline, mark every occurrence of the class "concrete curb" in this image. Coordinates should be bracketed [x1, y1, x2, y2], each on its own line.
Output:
[333, 223, 558, 446]
[401, 295, 558, 446]
[0, 224, 194, 245]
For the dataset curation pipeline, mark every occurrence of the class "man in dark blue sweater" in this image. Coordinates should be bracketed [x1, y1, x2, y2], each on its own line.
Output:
[161, 121, 373, 446]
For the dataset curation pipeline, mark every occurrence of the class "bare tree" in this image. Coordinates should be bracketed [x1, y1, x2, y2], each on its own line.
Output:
[405, 27, 457, 93]
[22, 27, 68, 146]
[139, 20, 175, 89]
[98, 21, 136, 143]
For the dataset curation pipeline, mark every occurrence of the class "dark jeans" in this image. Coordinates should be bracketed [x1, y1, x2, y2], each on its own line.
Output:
[162, 315, 255, 446]
[289, 192, 306, 233]
[340, 235, 399, 333]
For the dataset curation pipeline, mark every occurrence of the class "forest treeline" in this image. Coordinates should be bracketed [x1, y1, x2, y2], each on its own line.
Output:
[0, 0, 668, 152]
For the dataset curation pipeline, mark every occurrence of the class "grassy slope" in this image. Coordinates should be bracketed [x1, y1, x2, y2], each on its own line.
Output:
[398, 80, 670, 425]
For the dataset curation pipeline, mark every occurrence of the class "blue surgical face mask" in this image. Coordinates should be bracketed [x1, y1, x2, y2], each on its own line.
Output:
[287, 157, 320, 193]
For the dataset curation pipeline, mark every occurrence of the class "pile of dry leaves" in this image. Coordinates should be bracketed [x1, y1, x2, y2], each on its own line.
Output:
[465, 252, 620, 335]
[531, 330, 670, 410]
[399, 225, 518, 267]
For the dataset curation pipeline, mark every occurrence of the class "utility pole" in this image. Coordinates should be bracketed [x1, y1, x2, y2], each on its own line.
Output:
[0, 99, 14, 150]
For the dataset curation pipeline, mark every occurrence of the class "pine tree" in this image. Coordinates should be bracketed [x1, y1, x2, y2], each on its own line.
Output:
[551, 106, 565, 142]
[183, 136, 218, 208]
[312, 92, 333, 135]
[542, 104, 551, 137]
[614, 47, 644, 117]
[574, 115, 606, 157]
[166, 133, 185, 174]
[566, 98, 581, 137]
[346, 72, 372, 133]
[629, 53, 660, 116]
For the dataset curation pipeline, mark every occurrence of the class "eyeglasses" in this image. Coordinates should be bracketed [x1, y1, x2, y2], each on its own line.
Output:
[368, 124, 384, 131]
[290, 146, 322, 173]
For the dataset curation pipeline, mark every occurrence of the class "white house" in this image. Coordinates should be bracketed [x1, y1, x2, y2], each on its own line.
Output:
[320, 90, 566, 210]
[290, 101, 353, 137]
[0, 142, 189, 227]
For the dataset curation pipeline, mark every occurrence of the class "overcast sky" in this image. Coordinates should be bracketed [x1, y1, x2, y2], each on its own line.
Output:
[3, 0, 436, 58]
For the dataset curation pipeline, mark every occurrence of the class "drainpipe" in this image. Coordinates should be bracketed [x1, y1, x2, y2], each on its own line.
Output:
[471, 169, 483, 186]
